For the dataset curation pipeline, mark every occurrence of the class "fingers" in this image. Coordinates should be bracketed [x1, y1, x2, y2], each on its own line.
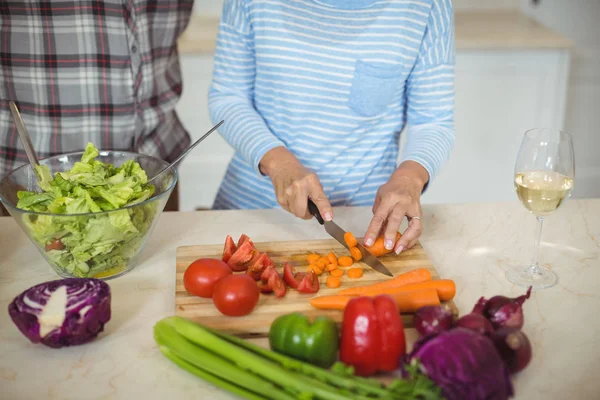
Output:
[288, 182, 310, 219]
[364, 197, 393, 247]
[307, 175, 333, 221]
[394, 216, 423, 254]
[383, 203, 406, 250]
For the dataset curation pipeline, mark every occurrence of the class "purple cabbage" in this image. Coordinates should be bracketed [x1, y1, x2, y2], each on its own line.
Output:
[8, 278, 111, 348]
[408, 328, 514, 400]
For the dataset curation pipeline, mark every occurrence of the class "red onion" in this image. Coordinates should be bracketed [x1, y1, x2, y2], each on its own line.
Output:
[413, 305, 454, 337]
[472, 287, 532, 329]
[455, 313, 494, 335]
[491, 327, 532, 373]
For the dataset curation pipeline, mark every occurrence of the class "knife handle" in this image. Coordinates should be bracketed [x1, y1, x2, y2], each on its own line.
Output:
[307, 199, 324, 225]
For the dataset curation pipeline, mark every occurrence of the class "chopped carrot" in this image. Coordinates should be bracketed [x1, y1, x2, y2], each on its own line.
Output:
[326, 263, 338, 272]
[310, 288, 440, 312]
[316, 259, 327, 269]
[327, 252, 338, 266]
[349, 247, 362, 261]
[329, 269, 344, 277]
[347, 268, 363, 279]
[350, 279, 456, 302]
[364, 232, 402, 257]
[307, 254, 321, 263]
[338, 256, 353, 267]
[344, 232, 358, 248]
[338, 268, 432, 296]
[308, 265, 323, 276]
[326, 276, 341, 289]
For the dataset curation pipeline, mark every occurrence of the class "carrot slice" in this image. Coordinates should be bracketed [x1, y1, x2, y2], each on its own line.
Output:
[329, 269, 344, 277]
[327, 252, 338, 266]
[364, 232, 402, 257]
[338, 268, 432, 296]
[307, 254, 321, 263]
[308, 265, 323, 276]
[310, 288, 440, 312]
[326, 263, 338, 272]
[344, 232, 358, 248]
[347, 268, 363, 279]
[326, 276, 341, 289]
[348, 279, 456, 302]
[338, 256, 353, 267]
[316, 259, 327, 269]
[349, 247, 362, 261]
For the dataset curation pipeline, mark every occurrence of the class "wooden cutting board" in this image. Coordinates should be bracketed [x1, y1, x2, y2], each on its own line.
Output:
[175, 239, 458, 337]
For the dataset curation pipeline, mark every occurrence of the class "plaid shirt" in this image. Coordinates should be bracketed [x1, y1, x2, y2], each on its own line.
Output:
[0, 0, 193, 178]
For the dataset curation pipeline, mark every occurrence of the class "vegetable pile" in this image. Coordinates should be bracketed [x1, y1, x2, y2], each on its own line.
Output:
[408, 287, 534, 400]
[8, 278, 111, 348]
[154, 316, 442, 400]
[15, 143, 159, 278]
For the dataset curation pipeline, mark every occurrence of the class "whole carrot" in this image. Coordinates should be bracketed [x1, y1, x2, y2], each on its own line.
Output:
[310, 289, 440, 313]
[353, 279, 456, 302]
[337, 268, 432, 296]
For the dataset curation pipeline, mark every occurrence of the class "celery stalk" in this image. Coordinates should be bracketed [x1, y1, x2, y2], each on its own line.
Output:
[159, 346, 267, 400]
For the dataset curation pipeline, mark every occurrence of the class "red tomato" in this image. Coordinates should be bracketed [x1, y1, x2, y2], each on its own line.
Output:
[297, 271, 320, 294]
[45, 239, 65, 252]
[259, 282, 273, 293]
[268, 271, 287, 298]
[222, 235, 237, 263]
[183, 258, 232, 298]
[227, 242, 259, 272]
[261, 265, 277, 283]
[237, 234, 254, 248]
[212, 274, 260, 317]
[246, 253, 274, 281]
[282, 263, 305, 289]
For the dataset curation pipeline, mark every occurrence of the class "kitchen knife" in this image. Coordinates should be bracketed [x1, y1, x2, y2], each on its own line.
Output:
[307, 199, 393, 277]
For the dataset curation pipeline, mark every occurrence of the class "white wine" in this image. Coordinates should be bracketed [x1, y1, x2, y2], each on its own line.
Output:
[514, 171, 573, 216]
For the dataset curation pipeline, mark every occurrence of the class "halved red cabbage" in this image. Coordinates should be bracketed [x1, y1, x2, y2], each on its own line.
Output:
[408, 328, 514, 400]
[8, 278, 111, 348]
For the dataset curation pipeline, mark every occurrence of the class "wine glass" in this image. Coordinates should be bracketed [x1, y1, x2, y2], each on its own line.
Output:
[506, 128, 575, 290]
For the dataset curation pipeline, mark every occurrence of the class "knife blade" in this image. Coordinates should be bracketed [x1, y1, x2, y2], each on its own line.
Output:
[307, 199, 393, 277]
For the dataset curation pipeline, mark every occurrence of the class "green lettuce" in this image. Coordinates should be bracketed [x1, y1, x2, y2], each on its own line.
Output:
[16, 143, 159, 278]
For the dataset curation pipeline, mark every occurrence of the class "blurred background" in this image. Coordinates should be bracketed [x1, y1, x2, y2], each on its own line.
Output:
[175, 0, 599, 211]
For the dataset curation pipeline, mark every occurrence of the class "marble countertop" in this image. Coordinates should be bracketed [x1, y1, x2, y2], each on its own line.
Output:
[1, 199, 599, 399]
[177, 10, 573, 55]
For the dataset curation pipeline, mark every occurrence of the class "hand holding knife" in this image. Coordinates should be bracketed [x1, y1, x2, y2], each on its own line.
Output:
[307, 199, 393, 277]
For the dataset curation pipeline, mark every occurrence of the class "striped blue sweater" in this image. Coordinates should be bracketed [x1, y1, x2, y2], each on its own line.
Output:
[208, 0, 455, 210]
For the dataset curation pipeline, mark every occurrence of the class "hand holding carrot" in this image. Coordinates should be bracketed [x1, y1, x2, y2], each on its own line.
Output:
[260, 147, 333, 221]
[364, 161, 429, 254]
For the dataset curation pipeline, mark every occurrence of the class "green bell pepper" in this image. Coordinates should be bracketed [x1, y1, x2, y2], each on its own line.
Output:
[268, 312, 339, 368]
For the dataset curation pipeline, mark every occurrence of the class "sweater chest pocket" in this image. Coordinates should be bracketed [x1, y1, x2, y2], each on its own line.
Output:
[348, 60, 407, 117]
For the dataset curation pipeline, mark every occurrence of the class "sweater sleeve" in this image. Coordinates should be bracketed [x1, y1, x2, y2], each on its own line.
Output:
[400, 0, 456, 186]
[207, 0, 285, 176]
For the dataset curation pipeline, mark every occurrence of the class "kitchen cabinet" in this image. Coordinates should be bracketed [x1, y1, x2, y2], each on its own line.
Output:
[175, 12, 572, 211]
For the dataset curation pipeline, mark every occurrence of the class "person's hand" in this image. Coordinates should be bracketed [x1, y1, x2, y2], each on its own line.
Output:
[363, 161, 429, 254]
[260, 147, 333, 221]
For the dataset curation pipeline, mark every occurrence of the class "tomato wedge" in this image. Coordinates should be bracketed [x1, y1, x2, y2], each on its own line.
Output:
[283, 263, 305, 289]
[259, 282, 273, 293]
[297, 271, 320, 294]
[222, 235, 237, 263]
[268, 272, 287, 298]
[247, 253, 274, 281]
[261, 265, 277, 283]
[227, 242, 259, 272]
[237, 234, 254, 248]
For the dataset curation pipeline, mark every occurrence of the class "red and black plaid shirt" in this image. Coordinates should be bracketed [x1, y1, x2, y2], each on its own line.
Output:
[0, 0, 193, 178]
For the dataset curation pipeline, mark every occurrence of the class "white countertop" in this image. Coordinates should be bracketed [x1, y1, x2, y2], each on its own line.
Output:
[1, 199, 599, 399]
[177, 11, 573, 55]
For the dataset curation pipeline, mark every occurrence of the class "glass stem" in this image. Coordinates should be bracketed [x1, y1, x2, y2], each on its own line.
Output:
[529, 216, 544, 275]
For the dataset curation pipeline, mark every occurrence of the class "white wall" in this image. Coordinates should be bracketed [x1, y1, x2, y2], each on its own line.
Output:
[520, 0, 600, 199]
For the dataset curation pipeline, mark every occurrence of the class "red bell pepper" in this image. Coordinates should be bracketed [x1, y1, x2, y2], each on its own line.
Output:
[339, 295, 406, 377]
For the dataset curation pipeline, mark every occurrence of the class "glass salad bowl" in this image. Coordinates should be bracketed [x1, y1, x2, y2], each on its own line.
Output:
[0, 149, 177, 280]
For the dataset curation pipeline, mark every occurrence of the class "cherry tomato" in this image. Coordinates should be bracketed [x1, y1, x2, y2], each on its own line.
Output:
[212, 274, 260, 317]
[297, 271, 320, 294]
[183, 258, 232, 298]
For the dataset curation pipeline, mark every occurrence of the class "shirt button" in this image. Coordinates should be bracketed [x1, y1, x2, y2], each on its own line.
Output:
[131, 45, 138, 53]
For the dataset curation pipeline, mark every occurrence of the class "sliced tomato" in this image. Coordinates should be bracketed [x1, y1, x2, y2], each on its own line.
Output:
[227, 242, 259, 272]
[237, 234, 254, 248]
[222, 235, 237, 263]
[261, 265, 277, 283]
[283, 263, 305, 289]
[297, 271, 320, 294]
[268, 272, 287, 298]
[259, 282, 273, 293]
[247, 253, 270, 281]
